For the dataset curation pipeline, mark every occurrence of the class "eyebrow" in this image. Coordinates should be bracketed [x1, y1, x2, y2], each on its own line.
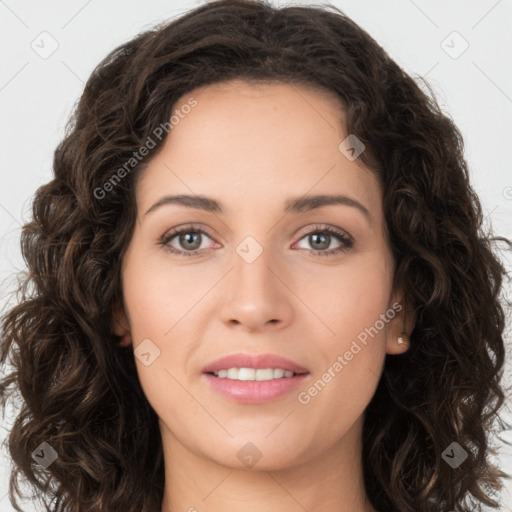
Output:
[144, 194, 372, 223]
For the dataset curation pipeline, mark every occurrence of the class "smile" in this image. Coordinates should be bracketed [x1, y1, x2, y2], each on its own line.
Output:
[210, 367, 301, 380]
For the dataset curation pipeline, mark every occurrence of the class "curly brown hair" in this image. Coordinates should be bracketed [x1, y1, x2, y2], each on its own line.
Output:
[1, 1, 511, 511]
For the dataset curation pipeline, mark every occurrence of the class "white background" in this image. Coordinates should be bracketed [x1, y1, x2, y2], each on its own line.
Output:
[1, 0, 511, 510]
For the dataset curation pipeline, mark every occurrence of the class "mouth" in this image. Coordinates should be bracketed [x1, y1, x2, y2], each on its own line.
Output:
[202, 352, 309, 375]
[206, 367, 308, 381]
[202, 353, 310, 403]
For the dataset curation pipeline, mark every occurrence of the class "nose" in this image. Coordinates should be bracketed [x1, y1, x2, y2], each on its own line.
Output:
[218, 246, 294, 333]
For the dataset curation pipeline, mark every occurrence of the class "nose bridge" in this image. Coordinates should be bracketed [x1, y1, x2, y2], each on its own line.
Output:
[229, 203, 275, 272]
[232, 232, 277, 298]
[218, 230, 293, 330]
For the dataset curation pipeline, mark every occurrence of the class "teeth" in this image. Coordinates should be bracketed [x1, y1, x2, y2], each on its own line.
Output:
[213, 368, 297, 381]
[273, 368, 285, 378]
[227, 368, 238, 379]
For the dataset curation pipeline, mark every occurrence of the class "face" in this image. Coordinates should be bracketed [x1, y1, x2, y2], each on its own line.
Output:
[114, 79, 411, 471]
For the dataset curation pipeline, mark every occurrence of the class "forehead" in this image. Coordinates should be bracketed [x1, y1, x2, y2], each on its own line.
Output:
[169, 78, 346, 139]
[135, 79, 381, 220]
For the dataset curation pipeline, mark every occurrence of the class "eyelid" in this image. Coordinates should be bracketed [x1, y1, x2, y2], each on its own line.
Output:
[160, 222, 217, 241]
[294, 223, 353, 242]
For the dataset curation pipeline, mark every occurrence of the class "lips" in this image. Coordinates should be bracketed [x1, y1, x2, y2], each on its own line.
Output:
[202, 353, 309, 375]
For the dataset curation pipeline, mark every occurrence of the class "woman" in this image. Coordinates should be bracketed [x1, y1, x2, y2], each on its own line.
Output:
[1, 1, 510, 511]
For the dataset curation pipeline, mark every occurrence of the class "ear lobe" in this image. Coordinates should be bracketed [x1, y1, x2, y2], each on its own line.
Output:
[386, 330, 410, 355]
[385, 291, 416, 355]
[112, 301, 130, 337]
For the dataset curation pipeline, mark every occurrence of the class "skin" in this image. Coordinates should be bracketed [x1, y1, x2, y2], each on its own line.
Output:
[113, 79, 415, 512]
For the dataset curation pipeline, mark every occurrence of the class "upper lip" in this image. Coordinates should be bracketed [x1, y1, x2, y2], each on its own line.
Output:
[202, 353, 309, 374]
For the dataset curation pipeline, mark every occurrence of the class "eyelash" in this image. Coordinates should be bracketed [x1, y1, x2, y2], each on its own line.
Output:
[157, 223, 354, 258]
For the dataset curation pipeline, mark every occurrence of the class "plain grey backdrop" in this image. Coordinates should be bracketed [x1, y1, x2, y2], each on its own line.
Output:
[1, 0, 511, 510]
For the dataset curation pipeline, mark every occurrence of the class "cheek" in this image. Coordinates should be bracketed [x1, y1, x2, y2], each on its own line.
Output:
[296, 326, 386, 445]
[121, 256, 193, 340]
[300, 256, 393, 344]
[298, 256, 392, 409]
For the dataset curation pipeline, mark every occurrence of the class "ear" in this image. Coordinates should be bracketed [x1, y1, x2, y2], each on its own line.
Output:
[385, 288, 416, 355]
[112, 301, 131, 347]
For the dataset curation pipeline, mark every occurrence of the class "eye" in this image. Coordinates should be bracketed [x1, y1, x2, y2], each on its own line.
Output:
[157, 224, 216, 257]
[293, 224, 354, 257]
[157, 223, 354, 257]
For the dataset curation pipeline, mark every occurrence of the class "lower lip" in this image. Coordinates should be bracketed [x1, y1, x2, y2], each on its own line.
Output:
[203, 373, 309, 403]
